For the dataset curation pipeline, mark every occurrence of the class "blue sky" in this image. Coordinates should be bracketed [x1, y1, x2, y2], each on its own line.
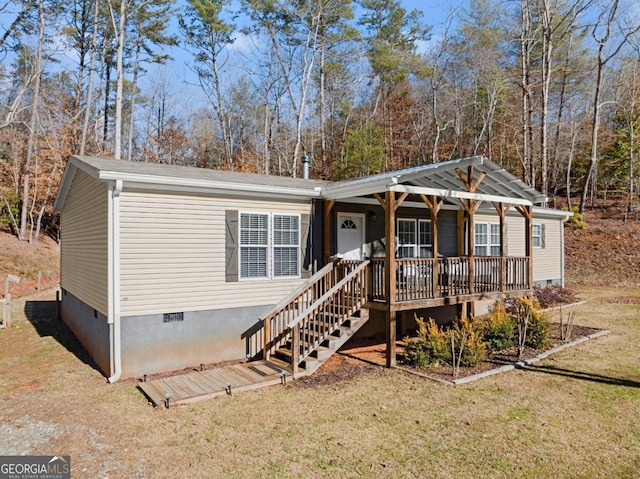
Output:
[158, 0, 462, 106]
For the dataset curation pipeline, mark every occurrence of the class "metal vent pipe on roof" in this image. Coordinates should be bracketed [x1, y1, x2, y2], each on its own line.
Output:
[302, 155, 310, 179]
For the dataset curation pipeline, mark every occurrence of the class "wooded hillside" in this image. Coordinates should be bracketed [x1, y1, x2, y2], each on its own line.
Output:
[1, 0, 640, 242]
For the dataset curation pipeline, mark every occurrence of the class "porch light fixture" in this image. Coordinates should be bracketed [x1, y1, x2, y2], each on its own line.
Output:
[368, 211, 377, 222]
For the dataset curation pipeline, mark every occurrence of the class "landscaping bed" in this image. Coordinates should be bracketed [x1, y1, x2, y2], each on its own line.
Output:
[398, 322, 606, 383]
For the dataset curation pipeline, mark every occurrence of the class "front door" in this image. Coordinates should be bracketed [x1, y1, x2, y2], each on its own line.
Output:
[337, 213, 366, 260]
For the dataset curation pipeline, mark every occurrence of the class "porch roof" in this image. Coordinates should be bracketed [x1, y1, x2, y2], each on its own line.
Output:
[321, 156, 545, 205]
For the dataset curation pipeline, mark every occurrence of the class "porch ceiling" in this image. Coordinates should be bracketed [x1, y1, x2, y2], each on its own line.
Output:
[321, 156, 545, 205]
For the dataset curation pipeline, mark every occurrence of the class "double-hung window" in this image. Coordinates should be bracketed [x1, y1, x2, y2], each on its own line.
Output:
[240, 213, 300, 279]
[397, 219, 432, 258]
[273, 215, 300, 277]
[475, 223, 500, 256]
[240, 213, 269, 279]
[397, 219, 417, 258]
[532, 224, 542, 248]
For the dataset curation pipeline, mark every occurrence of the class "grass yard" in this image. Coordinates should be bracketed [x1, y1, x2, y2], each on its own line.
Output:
[1, 287, 640, 478]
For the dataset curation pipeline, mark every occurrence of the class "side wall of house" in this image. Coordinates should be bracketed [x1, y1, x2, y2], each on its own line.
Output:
[117, 189, 313, 377]
[499, 213, 563, 285]
[59, 169, 111, 375]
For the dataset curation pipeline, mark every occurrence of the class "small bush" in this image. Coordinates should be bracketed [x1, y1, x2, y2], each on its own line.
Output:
[510, 296, 551, 350]
[525, 308, 551, 349]
[534, 284, 577, 309]
[452, 316, 487, 367]
[483, 301, 516, 351]
[405, 317, 450, 367]
[565, 206, 587, 229]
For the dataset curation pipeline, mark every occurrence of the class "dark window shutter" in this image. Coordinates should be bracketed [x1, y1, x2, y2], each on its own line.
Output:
[225, 210, 239, 282]
[541, 224, 546, 249]
[300, 213, 311, 279]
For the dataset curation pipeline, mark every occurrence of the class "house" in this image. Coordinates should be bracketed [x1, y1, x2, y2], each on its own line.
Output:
[54, 155, 571, 381]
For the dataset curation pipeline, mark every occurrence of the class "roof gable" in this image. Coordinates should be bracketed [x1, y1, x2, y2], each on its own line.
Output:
[322, 156, 546, 205]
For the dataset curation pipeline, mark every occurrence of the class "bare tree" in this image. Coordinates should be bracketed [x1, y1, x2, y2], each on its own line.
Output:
[579, 0, 640, 213]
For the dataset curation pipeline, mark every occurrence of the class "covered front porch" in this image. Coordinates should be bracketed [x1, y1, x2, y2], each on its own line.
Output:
[320, 156, 544, 366]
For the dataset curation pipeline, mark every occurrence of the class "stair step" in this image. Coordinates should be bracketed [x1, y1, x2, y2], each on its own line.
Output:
[310, 345, 334, 360]
[268, 356, 295, 372]
[276, 347, 292, 358]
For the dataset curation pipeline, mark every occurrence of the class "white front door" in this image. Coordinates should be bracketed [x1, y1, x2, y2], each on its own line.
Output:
[337, 213, 366, 260]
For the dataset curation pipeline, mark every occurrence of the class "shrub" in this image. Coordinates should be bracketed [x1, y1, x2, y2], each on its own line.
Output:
[482, 301, 516, 351]
[452, 316, 487, 367]
[405, 316, 450, 367]
[510, 296, 551, 351]
[534, 284, 576, 309]
[525, 307, 551, 349]
[564, 206, 587, 229]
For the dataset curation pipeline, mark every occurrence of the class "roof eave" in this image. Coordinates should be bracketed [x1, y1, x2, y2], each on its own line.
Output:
[98, 171, 322, 199]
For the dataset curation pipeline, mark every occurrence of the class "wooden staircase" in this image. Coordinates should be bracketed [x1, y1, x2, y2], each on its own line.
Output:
[243, 259, 370, 377]
[271, 309, 369, 375]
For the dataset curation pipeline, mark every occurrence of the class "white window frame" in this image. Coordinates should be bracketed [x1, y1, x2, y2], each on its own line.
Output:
[397, 218, 432, 258]
[418, 219, 433, 258]
[239, 212, 301, 280]
[273, 214, 301, 278]
[475, 222, 501, 256]
[532, 223, 542, 249]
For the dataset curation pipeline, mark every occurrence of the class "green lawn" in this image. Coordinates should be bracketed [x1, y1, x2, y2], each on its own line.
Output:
[1, 287, 639, 478]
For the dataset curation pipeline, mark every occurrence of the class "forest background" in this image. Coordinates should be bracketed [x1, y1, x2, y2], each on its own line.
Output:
[1, 0, 640, 243]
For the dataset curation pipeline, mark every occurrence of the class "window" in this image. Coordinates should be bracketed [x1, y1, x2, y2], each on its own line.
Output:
[475, 222, 500, 256]
[419, 220, 433, 258]
[239, 213, 300, 279]
[397, 219, 432, 258]
[273, 215, 299, 277]
[532, 224, 542, 248]
[397, 219, 416, 258]
[240, 213, 268, 278]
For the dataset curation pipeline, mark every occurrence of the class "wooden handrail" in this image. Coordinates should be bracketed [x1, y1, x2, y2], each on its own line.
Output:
[286, 260, 370, 330]
[370, 255, 531, 303]
[259, 260, 337, 321]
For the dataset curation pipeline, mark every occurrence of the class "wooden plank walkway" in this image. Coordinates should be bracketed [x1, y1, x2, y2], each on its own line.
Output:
[138, 360, 290, 407]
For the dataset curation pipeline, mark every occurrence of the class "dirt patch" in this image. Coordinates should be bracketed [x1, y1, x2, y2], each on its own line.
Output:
[606, 296, 640, 304]
[565, 201, 640, 288]
[294, 354, 381, 388]
[0, 229, 60, 298]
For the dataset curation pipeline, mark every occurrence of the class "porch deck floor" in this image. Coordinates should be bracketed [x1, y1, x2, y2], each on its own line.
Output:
[138, 360, 290, 407]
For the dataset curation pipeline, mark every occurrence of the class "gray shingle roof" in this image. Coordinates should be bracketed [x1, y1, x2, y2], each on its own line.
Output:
[73, 155, 329, 190]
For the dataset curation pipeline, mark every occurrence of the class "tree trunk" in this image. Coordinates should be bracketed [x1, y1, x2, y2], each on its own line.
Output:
[19, 0, 45, 241]
[79, 0, 101, 155]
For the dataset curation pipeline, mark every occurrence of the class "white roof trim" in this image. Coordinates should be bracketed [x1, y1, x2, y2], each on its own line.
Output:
[98, 171, 322, 199]
[388, 184, 532, 206]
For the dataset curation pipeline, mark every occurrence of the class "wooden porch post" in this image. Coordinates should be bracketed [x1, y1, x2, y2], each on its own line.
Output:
[385, 190, 396, 368]
[492, 202, 511, 292]
[455, 166, 485, 295]
[516, 204, 533, 290]
[524, 205, 533, 289]
[323, 199, 335, 266]
[420, 194, 443, 296]
[467, 207, 475, 294]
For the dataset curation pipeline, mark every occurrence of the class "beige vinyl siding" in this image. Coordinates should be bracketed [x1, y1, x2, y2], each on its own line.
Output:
[531, 218, 562, 282]
[60, 170, 109, 315]
[476, 212, 563, 282]
[119, 190, 312, 316]
[504, 215, 562, 281]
